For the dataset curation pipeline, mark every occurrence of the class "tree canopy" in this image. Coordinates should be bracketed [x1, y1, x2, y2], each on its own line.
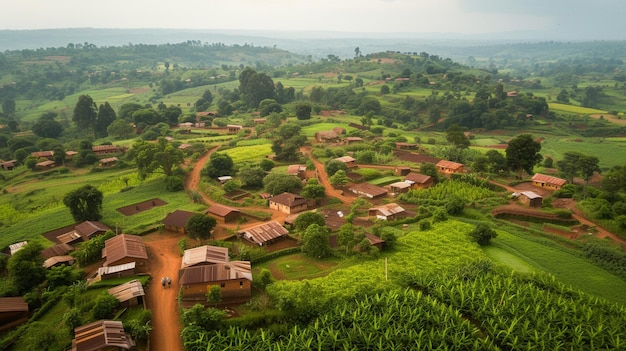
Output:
[63, 185, 103, 222]
[131, 138, 184, 179]
[505, 134, 542, 177]
[185, 214, 217, 243]
[301, 224, 332, 259]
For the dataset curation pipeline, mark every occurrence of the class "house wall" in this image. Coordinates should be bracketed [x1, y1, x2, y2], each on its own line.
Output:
[165, 224, 185, 234]
[520, 196, 542, 208]
[101, 269, 135, 280]
[411, 179, 434, 189]
[390, 185, 410, 194]
[223, 212, 240, 223]
[438, 166, 463, 174]
[182, 279, 252, 301]
[269, 202, 307, 214]
[532, 180, 562, 190]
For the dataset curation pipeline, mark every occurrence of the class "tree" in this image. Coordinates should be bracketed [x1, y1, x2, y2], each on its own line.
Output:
[469, 223, 498, 245]
[182, 304, 225, 330]
[63, 185, 103, 222]
[239, 167, 266, 189]
[206, 285, 222, 305]
[380, 85, 390, 95]
[204, 152, 234, 178]
[337, 223, 364, 254]
[161, 105, 182, 126]
[485, 150, 507, 174]
[446, 124, 470, 149]
[95, 102, 116, 138]
[46, 264, 81, 288]
[295, 103, 312, 120]
[7, 242, 46, 294]
[53, 145, 66, 166]
[118, 102, 144, 120]
[579, 155, 600, 183]
[325, 159, 348, 177]
[107, 119, 134, 139]
[259, 159, 274, 172]
[91, 293, 119, 319]
[429, 106, 441, 124]
[300, 179, 326, 202]
[32, 119, 63, 138]
[263, 172, 302, 195]
[239, 68, 276, 108]
[329, 170, 349, 187]
[131, 138, 184, 179]
[293, 212, 326, 232]
[202, 89, 214, 106]
[185, 214, 217, 243]
[505, 134, 542, 178]
[301, 224, 331, 259]
[73, 94, 97, 131]
[223, 179, 241, 194]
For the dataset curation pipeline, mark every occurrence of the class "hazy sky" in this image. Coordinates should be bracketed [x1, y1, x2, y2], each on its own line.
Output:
[1, 0, 623, 40]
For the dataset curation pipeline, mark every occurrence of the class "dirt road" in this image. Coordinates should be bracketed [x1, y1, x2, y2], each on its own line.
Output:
[144, 230, 185, 351]
[301, 146, 352, 204]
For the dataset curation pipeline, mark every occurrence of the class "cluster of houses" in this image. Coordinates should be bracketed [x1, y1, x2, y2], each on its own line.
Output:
[0, 145, 125, 171]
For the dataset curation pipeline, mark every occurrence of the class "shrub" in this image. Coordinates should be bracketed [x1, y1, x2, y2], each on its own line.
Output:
[164, 175, 184, 191]
[468, 223, 498, 245]
[419, 220, 432, 231]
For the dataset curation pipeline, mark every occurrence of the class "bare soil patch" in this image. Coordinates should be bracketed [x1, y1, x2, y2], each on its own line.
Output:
[117, 198, 167, 216]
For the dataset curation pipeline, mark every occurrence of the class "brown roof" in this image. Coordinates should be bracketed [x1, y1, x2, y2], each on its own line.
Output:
[179, 261, 252, 285]
[389, 181, 411, 190]
[92, 145, 120, 152]
[0, 297, 28, 313]
[350, 183, 388, 197]
[75, 221, 111, 240]
[334, 156, 356, 163]
[41, 243, 74, 260]
[369, 203, 405, 217]
[99, 157, 118, 165]
[162, 210, 196, 228]
[239, 221, 289, 245]
[108, 280, 145, 303]
[287, 164, 306, 175]
[102, 234, 147, 267]
[365, 233, 385, 246]
[31, 150, 54, 158]
[269, 192, 307, 207]
[206, 204, 240, 218]
[178, 143, 193, 150]
[520, 191, 542, 200]
[181, 245, 229, 269]
[405, 172, 433, 184]
[72, 320, 133, 351]
[531, 173, 567, 186]
[436, 160, 464, 170]
[36, 160, 56, 167]
[43, 255, 75, 269]
[316, 130, 339, 140]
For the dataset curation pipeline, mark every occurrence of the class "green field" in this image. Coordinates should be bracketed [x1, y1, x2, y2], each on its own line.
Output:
[549, 102, 607, 115]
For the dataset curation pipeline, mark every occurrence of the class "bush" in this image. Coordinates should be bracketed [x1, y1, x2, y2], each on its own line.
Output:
[91, 293, 119, 320]
[164, 175, 184, 191]
[419, 220, 432, 231]
[468, 223, 498, 245]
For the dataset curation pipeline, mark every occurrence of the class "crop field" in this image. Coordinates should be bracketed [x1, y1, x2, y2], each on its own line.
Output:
[540, 137, 626, 169]
[549, 102, 607, 115]
[223, 144, 273, 163]
[300, 122, 356, 136]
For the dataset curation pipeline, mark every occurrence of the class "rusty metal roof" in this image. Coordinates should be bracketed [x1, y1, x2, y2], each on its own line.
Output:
[179, 261, 252, 285]
[98, 262, 135, 276]
[75, 221, 111, 240]
[181, 245, 229, 269]
[404, 172, 432, 184]
[41, 243, 74, 260]
[531, 173, 567, 186]
[72, 320, 133, 351]
[268, 192, 307, 207]
[436, 160, 464, 170]
[369, 203, 405, 217]
[350, 183, 388, 197]
[103, 234, 147, 267]
[206, 204, 240, 218]
[0, 297, 28, 313]
[238, 221, 288, 245]
[107, 279, 145, 303]
[43, 255, 75, 269]
[162, 210, 196, 228]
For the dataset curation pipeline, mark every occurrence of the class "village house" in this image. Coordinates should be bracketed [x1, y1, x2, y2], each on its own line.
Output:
[315, 130, 340, 143]
[43, 255, 75, 269]
[334, 155, 358, 169]
[162, 210, 196, 234]
[287, 164, 307, 179]
[41, 243, 74, 260]
[57, 221, 111, 245]
[332, 127, 346, 135]
[519, 191, 543, 208]
[531, 173, 567, 190]
[238, 221, 289, 246]
[365, 233, 385, 251]
[179, 261, 252, 303]
[0, 160, 17, 171]
[108, 279, 146, 308]
[9, 241, 28, 255]
[394, 166, 411, 176]
[178, 143, 193, 151]
[349, 183, 388, 199]
[0, 297, 29, 332]
[389, 181, 412, 194]
[404, 172, 434, 189]
[268, 192, 309, 214]
[99, 157, 118, 167]
[344, 137, 364, 145]
[97, 262, 137, 281]
[181, 245, 229, 269]
[65, 150, 78, 160]
[436, 160, 464, 175]
[102, 234, 148, 272]
[253, 118, 266, 124]
[206, 203, 241, 223]
[226, 124, 243, 134]
[31, 150, 54, 159]
[35, 160, 56, 169]
[368, 203, 406, 221]
[71, 320, 135, 351]
[92, 144, 122, 156]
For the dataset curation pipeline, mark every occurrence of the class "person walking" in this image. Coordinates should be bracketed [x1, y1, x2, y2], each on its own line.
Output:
[161, 277, 166, 288]
[167, 276, 172, 288]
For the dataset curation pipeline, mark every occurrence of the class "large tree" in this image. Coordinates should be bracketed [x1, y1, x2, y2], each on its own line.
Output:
[73, 94, 98, 131]
[293, 212, 326, 233]
[505, 134, 542, 178]
[186, 214, 217, 243]
[301, 224, 332, 259]
[239, 167, 266, 188]
[107, 119, 134, 139]
[95, 102, 117, 138]
[238, 68, 276, 108]
[63, 185, 104, 222]
[300, 178, 326, 202]
[132, 138, 184, 179]
[263, 172, 302, 195]
[204, 152, 234, 178]
[32, 118, 63, 139]
[7, 242, 46, 294]
[446, 124, 470, 149]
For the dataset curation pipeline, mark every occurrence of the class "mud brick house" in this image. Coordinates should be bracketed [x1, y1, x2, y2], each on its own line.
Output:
[334, 155, 358, 168]
[226, 124, 243, 134]
[206, 203, 241, 223]
[315, 130, 340, 143]
[181, 245, 229, 269]
[368, 203, 406, 221]
[179, 261, 252, 303]
[92, 144, 122, 156]
[162, 210, 196, 234]
[389, 181, 411, 194]
[349, 182, 388, 199]
[71, 320, 134, 351]
[436, 160, 464, 175]
[238, 221, 289, 246]
[404, 172, 434, 189]
[57, 221, 112, 245]
[519, 191, 543, 207]
[287, 164, 307, 179]
[102, 234, 148, 273]
[0, 297, 28, 331]
[268, 192, 309, 214]
[108, 279, 145, 308]
[531, 173, 567, 190]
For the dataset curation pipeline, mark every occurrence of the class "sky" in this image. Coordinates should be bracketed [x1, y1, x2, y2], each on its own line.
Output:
[1, 0, 623, 40]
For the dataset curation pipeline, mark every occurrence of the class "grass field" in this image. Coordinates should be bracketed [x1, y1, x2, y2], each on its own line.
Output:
[223, 144, 273, 163]
[549, 102, 607, 115]
[540, 137, 626, 169]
